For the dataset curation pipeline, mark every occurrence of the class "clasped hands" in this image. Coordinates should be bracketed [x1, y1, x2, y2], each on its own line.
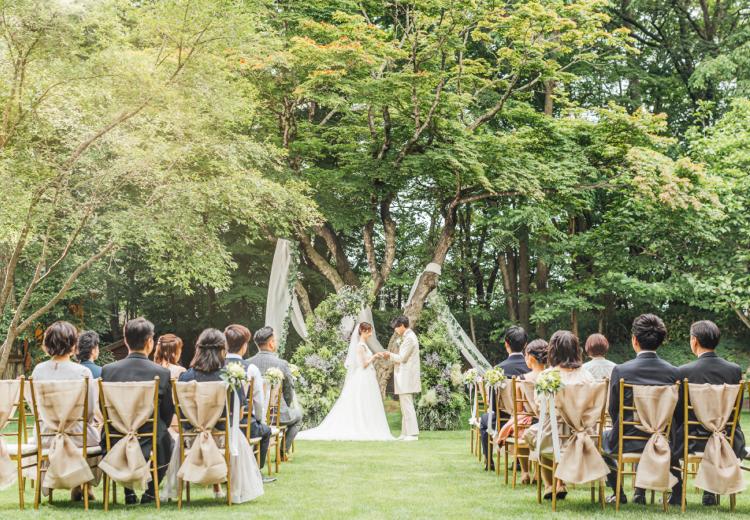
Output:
[373, 351, 391, 360]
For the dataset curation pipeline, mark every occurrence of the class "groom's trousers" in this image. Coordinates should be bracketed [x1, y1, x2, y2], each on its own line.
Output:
[399, 393, 419, 437]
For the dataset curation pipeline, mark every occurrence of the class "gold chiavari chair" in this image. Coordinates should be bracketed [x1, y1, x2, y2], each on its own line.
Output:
[680, 378, 744, 512]
[98, 378, 161, 511]
[1, 377, 36, 510]
[265, 381, 286, 474]
[613, 380, 680, 512]
[172, 380, 232, 509]
[27, 377, 100, 511]
[243, 377, 262, 466]
[470, 382, 488, 462]
[504, 377, 535, 487]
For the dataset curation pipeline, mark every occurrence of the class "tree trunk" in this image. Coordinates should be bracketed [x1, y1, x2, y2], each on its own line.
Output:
[571, 309, 579, 338]
[535, 257, 549, 338]
[518, 226, 531, 331]
[499, 251, 518, 323]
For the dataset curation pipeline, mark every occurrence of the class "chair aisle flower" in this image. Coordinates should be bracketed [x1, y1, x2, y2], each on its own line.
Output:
[221, 362, 248, 390]
[265, 367, 284, 386]
[462, 368, 483, 386]
[535, 368, 564, 395]
[483, 367, 506, 389]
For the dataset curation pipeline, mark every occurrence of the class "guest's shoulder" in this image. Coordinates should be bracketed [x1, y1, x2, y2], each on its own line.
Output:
[30, 360, 50, 377]
[178, 368, 196, 382]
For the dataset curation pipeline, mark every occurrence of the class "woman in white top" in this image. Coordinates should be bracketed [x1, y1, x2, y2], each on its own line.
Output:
[297, 322, 394, 441]
[582, 333, 616, 380]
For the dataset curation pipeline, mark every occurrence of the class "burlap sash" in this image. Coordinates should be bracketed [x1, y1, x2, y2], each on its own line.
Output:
[33, 380, 94, 489]
[518, 380, 539, 416]
[553, 381, 609, 484]
[175, 381, 227, 485]
[0, 380, 21, 489]
[496, 383, 514, 415]
[632, 385, 679, 491]
[98, 382, 155, 490]
[689, 383, 744, 495]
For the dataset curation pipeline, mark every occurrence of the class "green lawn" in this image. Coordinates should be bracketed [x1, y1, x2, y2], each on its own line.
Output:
[1, 410, 748, 519]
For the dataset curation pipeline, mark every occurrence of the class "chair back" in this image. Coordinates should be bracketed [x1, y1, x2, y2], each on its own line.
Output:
[683, 379, 744, 495]
[265, 381, 283, 428]
[618, 380, 680, 492]
[0, 378, 24, 486]
[172, 380, 230, 486]
[27, 377, 94, 490]
[244, 376, 254, 439]
[98, 378, 160, 490]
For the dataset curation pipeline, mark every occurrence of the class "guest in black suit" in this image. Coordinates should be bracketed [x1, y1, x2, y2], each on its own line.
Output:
[674, 320, 745, 506]
[602, 313, 680, 505]
[224, 324, 272, 474]
[480, 326, 530, 469]
[100, 318, 174, 505]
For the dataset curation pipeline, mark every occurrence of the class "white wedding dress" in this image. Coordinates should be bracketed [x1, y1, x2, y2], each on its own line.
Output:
[297, 330, 394, 441]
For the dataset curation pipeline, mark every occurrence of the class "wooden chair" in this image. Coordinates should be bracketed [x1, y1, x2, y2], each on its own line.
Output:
[172, 380, 231, 509]
[470, 382, 487, 461]
[27, 377, 101, 511]
[98, 378, 161, 511]
[535, 379, 608, 512]
[612, 380, 680, 512]
[243, 377, 262, 466]
[265, 381, 286, 474]
[503, 377, 535, 487]
[679, 378, 744, 512]
[1, 377, 37, 510]
[486, 384, 505, 474]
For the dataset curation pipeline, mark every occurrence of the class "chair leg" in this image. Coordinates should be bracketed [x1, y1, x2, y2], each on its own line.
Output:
[600, 480, 605, 510]
[503, 445, 509, 484]
[591, 483, 595, 503]
[83, 482, 89, 511]
[113, 481, 117, 505]
[275, 439, 281, 473]
[731, 493, 736, 512]
[511, 448, 518, 489]
[615, 460, 623, 512]
[34, 462, 42, 510]
[682, 461, 687, 513]
[650, 489, 655, 504]
[662, 492, 668, 512]
[17, 463, 24, 510]
[153, 457, 160, 510]
[186, 482, 191, 503]
[177, 479, 183, 510]
[487, 440, 493, 472]
[551, 471, 558, 512]
[103, 475, 109, 512]
[536, 463, 542, 504]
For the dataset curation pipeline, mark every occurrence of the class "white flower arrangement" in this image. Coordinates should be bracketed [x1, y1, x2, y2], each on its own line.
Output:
[462, 368, 483, 386]
[418, 389, 438, 408]
[220, 362, 248, 390]
[535, 368, 564, 395]
[483, 367, 506, 388]
[449, 363, 463, 387]
[265, 367, 284, 386]
[288, 363, 301, 379]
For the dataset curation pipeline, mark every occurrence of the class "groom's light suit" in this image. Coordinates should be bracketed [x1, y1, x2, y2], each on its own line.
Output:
[392, 328, 421, 437]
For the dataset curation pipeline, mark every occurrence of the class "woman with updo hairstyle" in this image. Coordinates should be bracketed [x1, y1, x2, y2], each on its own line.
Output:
[31, 321, 101, 501]
[154, 333, 186, 380]
[522, 339, 549, 383]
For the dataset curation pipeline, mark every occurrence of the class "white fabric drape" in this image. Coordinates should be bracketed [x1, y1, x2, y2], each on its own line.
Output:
[406, 262, 491, 372]
[265, 238, 308, 351]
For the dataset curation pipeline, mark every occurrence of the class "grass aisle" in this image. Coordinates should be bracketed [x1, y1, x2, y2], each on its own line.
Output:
[1, 412, 748, 518]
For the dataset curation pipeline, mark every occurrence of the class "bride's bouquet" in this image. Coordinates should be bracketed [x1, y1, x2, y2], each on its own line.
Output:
[221, 362, 248, 390]
[265, 367, 284, 387]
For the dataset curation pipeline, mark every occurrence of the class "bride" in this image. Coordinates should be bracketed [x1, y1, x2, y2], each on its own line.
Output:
[297, 322, 394, 441]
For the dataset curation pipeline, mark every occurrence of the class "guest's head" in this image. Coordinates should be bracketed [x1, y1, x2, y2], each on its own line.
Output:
[190, 328, 227, 372]
[548, 330, 582, 369]
[154, 333, 183, 367]
[631, 313, 667, 352]
[123, 317, 155, 355]
[225, 324, 252, 357]
[524, 339, 548, 371]
[358, 322, 373, 341]
[584, 333, 609, 360]
[77, 330, 100, 362]
[253, 326, 276, 352]
[689, 320, 721, 355]
[504, 326, 528, 354]
[43, 321, 78, 359]
[390, 315, 409, 336]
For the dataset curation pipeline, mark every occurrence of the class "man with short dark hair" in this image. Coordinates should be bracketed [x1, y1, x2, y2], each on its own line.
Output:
[77, 330, 102, 378]
[674, 320, 745, 506]
[224, 324, 273, 474]
[247, 326, 303, 454]
[480, 326, 530, 469]
[101, 318, 174, 505]
[603, 313, 680, 505]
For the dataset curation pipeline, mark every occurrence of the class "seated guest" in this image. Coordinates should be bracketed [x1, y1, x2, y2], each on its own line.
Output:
[77, 330, 102, 379]
[248, 326, 303, 456]
[582, 333, 616, 380]
[224, 324, 272, 474]
[675, 320, 745, 506]
[602, 313, 680, 505]
[526, 331, 593, 500]
[31, 321, 101, 502]
[154, 333, 186, 380]
[101, 318, 174, 505]
[495, 338, 548, 483]
[480, 326, 530, 469]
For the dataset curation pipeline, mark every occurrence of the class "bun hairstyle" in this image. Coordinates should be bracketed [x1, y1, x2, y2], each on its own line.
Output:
[190, 328, 227, 372]
[358, 322, 373, 334]
[524, 339, 549, 365]
[155, 334, 184, 366]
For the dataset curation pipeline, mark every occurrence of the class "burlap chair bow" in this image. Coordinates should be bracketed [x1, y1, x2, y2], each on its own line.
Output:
[553, 381, 609, 485]
[632, 384, 679, 492]
[33, 380, 94, 490]
[176, 381, 228, 486]
[98, 382, 156, 490]
[689, 383, 744, 495]
[0, 380, 21, 488]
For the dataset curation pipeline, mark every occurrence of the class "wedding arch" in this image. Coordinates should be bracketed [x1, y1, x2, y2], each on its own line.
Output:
[265, 239, 491, 372]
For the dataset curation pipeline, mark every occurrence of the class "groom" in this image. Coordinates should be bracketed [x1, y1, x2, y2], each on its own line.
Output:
[382, 315, 421, 441]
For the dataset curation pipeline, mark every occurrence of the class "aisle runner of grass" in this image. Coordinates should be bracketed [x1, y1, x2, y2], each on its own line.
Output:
[1, 411, 748, 519]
